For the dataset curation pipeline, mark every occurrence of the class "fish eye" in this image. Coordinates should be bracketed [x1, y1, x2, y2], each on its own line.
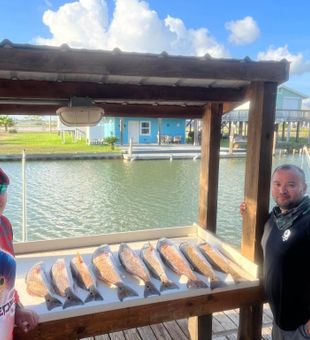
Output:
[0, 277, 4, 285]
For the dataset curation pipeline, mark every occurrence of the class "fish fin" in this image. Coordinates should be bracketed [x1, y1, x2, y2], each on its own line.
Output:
[116, 282, 139, 301]
[160, 280, 179, 292]
[70, 262, 84, 290]
[63, 288, 84, 309]
[186, 279, 208, 289]
[144, 281, 160, 298]
[44, 293, 62, 311]
[85, 285, 103, 303]
[210, 279, 226, 289]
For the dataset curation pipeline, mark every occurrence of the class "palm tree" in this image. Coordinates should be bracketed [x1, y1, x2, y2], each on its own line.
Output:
[0, 116, 15, 132]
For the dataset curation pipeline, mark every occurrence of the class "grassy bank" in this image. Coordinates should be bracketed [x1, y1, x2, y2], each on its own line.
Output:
[0, 132, 120, 154]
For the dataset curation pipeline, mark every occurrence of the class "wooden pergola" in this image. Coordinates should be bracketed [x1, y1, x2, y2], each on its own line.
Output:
[0, 40, 289, 340]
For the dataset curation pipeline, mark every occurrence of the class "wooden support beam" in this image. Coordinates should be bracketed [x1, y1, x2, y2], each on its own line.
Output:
[237, 304, 263, 340]
[14, 284, 264, 340]
[198, 103, 223, 231]
[239, 81, 278, 340]
[191, 103, 222, 340]
[241, 82, 277, 263]
[188, 315, 212, 340]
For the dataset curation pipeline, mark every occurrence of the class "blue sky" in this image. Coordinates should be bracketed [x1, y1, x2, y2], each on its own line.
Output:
[1, 0, 310, 103]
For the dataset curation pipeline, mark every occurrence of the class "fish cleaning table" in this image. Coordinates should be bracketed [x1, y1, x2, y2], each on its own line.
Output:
[13, 225, 263, 340]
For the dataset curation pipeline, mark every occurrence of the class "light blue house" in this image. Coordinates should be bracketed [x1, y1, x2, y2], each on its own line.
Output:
[88, 117, 186, 144]
[276, 85, 308, 111]
[222, 85, 308, 123]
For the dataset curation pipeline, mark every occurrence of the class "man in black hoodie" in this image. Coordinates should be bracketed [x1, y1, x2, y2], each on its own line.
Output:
[241, 164, 310, 339]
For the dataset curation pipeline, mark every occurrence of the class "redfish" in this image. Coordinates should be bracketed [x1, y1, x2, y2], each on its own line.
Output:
[92, 244, 138, 301]
[118, 243, 160, 298]
[140, 242, 178, 292]
[179, 241, 224, 289]
[70, 253, 103, 303]
[50, 258, 83, 309]
[157, 238, 207, 289]
[199, 242, 251, 283]
[26, 262, 62, 310]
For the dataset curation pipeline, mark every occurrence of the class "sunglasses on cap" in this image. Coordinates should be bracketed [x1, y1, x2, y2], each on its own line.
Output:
[0, 184, 7, 195]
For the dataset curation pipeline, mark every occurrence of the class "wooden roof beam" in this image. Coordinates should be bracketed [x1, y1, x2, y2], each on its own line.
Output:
[0, 80, 248, 103]
[0, 103, 205, 118]
[0, 43, 289, 84]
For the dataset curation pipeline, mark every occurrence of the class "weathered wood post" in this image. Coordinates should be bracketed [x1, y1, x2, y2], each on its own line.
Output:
[238, 82, 278, 339]
[188, 102, 222, 340]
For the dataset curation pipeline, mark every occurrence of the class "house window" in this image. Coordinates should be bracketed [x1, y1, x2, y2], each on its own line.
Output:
[140, 121, 151, 135]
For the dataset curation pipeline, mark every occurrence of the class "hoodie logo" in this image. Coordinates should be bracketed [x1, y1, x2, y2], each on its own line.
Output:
[282, 229, 291, 242]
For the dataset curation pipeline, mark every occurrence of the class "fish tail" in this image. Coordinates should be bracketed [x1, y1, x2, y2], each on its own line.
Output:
[116, 282, 139, 302]
[63, 288, 84, 309]
[144, 281, 160, 298]
[210, 279, 226, 289]
[231, 274, 245, 284]
[186, 279, 208, 289]
[85, 285, 104, 303]
[44, 293, 63, 311]
[160, 279, 179, 292]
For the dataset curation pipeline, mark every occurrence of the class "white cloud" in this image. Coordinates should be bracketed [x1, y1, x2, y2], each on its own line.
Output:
[257, 45, 310, 75]
[225, 16, 260, 45]
[165, 16, 228, 57]
[35, 0, 228, 57]
[36, 0, 109, 49]
[106, 0, 173, 53]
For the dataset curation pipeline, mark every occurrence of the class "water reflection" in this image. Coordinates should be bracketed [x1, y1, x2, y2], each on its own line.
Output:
[2, 155, 308, 248]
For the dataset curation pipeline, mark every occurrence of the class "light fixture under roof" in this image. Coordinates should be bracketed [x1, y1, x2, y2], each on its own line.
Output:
[56, 97, 104, 127]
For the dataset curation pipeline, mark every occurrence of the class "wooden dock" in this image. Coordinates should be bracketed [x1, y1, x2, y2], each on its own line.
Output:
[81, 305, 273, 340]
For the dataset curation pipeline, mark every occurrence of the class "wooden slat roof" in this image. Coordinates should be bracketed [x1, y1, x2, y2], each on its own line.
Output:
[0, 40, 290, 117]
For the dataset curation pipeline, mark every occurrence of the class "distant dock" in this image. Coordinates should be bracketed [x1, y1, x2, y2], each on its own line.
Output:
[122, 145, 246, 161]
[0, 145, 246, 161]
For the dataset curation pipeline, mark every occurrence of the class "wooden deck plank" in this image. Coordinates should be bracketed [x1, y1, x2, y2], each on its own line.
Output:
[213, 311, 237, 332]
[164, 320, 188, 340]
[137, 326, 157, 340]
[109, 331, 126, 340]
[262, 326, 272, 340]
[212, 317, 226, 333]
[95, 335, 110, 340]
[150, 323, 173, 340]
[223, 309, 239, 325]
[123, 328, 142, 340]
[175, 319, 190, 338]
[263, 304, 273, 323]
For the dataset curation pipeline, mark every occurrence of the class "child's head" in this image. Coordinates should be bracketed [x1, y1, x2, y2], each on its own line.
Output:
[0, 169, 9, 216]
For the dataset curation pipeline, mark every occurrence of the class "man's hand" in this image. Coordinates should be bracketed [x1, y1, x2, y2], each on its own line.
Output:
[240, 201, 247, 216]
[15, 306, 39, 333]
[305, 319, 310, 335]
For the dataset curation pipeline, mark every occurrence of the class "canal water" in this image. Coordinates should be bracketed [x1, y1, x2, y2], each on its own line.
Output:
[1, 154, 309, 248]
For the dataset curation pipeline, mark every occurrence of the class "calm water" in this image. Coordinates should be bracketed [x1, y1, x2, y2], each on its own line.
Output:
[1, 155, 308, 248]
